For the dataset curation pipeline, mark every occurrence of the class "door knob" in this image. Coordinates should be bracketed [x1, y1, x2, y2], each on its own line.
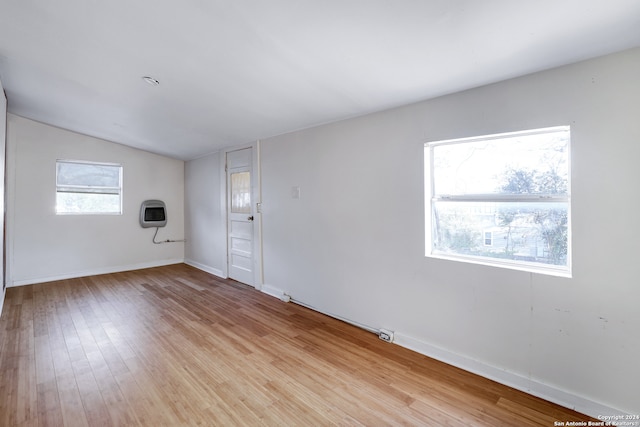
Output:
[247, 216, 254, 221]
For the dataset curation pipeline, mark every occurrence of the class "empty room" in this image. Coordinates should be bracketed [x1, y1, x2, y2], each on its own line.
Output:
[1, 1, 639, 425]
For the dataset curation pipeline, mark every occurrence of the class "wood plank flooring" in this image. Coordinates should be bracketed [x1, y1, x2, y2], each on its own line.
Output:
[0, 264, 593, 426]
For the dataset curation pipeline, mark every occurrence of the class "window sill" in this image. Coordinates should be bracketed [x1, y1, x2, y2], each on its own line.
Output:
[426, 251, 572, 278]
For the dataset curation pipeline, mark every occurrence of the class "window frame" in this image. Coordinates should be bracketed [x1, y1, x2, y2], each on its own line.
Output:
[55, 159, 123, 215]
[424, 126, 572, 277]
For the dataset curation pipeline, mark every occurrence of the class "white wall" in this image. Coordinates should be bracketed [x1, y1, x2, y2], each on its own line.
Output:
[0, 78, 6, 315]
[184, 151, 225, 277]
[256, 48, 640, 415]
[6, 115, 185, 286]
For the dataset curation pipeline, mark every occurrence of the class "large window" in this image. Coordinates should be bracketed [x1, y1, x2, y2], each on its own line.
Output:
[424, 126, 571, 277]
[56, 160, 123, 214]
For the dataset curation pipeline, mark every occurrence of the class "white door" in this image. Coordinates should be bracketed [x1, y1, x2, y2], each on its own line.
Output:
[227, 148, 254, 285]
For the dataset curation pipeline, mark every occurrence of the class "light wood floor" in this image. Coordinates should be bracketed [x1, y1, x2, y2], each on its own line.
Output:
[0, 264, 593, 426]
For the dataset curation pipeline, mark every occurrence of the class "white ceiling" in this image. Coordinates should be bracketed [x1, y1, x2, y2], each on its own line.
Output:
[1, 1, 639, 160]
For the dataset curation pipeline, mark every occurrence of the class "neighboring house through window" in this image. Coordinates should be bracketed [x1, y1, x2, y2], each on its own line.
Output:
[56, 160, 123, 214]
[424, 126, 571, 277]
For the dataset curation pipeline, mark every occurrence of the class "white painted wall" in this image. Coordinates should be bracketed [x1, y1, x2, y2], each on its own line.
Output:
[6, 115, 185, 286]
[0, 78, 6, 315]
[184, 151, 226, 277]
[256, 48, 640, 415]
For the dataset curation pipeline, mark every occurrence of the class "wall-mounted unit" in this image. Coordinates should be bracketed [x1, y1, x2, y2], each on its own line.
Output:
[140, 200, 167, 228]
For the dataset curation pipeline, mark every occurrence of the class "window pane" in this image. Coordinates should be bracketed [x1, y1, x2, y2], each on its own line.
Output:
[56, 193, 121, 214]
[57, 162, 121, 188]
[56, 160, 122, 214]
[432, 129, 569, 196]
[231, 171, 251, 214]
[433, 201, 568, 266]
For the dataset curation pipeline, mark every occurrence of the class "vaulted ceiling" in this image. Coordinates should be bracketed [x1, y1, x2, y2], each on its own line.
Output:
[1, 1, 639, 159]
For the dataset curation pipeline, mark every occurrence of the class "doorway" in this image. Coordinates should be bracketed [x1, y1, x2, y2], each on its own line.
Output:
[225, 146, 259, 287]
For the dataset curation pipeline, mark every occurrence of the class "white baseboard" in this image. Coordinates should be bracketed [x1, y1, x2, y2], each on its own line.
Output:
[261, 283, 288, 301]
[8, 259, 185, 287]
[8, 265, 622, 419]
[393, 332, 626, 419]
[0, 287, 5, 318]
[255, 282, 625, 419]
[184, 259, 225, 279]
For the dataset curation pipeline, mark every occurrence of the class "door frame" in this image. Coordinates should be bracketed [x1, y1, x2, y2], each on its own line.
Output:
[219, 141, 263, 290]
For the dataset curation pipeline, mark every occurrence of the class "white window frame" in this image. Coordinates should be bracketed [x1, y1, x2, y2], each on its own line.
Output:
[56, 160, 123, 215]
[424, 126, 571, 277]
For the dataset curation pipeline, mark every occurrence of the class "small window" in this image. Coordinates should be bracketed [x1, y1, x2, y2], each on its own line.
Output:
[56, 160, 122, 214]
[424, 126, 571, 277]
[483, 231, 493, 246]
[230, 171, 251, 213]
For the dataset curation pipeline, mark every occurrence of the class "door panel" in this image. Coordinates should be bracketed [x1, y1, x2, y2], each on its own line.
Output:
[231, 237, 251, 254]
[227, 148, 254, 285]
[231, 253, 252, 271]
[230, 220, 252, 236]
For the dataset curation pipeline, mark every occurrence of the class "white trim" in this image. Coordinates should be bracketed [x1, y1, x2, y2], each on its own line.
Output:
[261, 283, 288, 301]
[254, 140, 264, 289]
[261, 284, 379, 333]
[184, 259, 226, 279]
[393, 332, 627, 419]
[218, 151, 229, 279]
[221, 142, 263, 290]
[8, 259, 184, 287]
[253, 281, 626, 419]
[425, 125, 570, 147]
[7, 257, 620, 418]
[428, 252, 572, 278]
[0, 287, 5, 317]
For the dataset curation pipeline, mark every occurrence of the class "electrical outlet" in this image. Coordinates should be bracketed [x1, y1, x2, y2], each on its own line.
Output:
[378, 329, 394, 343]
